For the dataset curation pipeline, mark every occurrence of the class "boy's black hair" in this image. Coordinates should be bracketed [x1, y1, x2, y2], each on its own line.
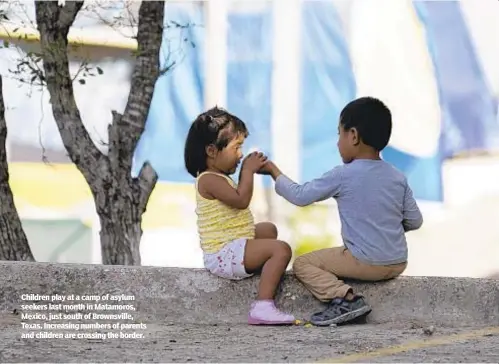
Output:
[340, 97, 392, 151]
[184, 106, 249, 177]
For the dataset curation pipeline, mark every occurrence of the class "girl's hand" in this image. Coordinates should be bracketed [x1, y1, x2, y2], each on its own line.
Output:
[242, 152, 267, 174]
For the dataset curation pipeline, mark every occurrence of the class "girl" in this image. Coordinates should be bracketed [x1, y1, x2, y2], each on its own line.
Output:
[184, 106, 295, 325]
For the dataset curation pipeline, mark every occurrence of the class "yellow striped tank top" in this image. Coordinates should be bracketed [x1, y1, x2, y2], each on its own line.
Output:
[195, 171, 255, 254]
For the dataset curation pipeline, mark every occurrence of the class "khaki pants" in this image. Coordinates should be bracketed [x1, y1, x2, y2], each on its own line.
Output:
[293, 247, 407, 302]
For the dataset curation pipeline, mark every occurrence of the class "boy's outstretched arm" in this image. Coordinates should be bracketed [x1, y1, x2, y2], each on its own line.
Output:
[265, 161, 342, 207]
[402, 181, 423, 231]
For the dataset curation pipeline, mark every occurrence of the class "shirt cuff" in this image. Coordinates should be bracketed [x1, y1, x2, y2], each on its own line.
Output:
[275, 174, 294, 197]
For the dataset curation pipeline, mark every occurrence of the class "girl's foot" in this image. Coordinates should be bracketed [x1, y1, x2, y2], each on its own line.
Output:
[248, 300, 295, 325]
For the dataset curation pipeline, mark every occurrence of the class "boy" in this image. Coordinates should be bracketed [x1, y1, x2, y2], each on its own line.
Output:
[261, 97, 423, 326]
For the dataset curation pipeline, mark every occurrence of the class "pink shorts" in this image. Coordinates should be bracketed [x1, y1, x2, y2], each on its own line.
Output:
[203, 238, 253, 280]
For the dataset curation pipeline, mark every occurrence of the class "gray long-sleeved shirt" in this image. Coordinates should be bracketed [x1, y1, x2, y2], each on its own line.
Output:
[275, 159, 423, 265]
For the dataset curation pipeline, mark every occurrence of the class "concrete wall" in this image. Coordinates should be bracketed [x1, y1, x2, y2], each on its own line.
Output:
[1, 262, 498, 327]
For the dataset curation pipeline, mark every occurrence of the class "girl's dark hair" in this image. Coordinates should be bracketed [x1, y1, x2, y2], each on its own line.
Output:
[340, 96, 392, 151]
[184, 106, 249, 177]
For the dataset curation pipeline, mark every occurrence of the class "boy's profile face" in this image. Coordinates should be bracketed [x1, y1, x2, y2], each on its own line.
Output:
[337, 122, 358, 164]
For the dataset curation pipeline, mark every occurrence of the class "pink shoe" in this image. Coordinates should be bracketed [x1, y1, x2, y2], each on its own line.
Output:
[248, 300, 295, 325]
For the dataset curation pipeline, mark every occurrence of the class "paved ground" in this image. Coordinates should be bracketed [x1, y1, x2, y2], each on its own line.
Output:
[1, 313, 499, 363]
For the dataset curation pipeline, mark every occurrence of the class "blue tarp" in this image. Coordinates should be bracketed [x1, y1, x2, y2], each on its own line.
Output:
[414, 1, 498, 158]
[300, 1, 355, 179]
[299, 1, 443, 201]
[134, 3, 274, 184]
[133, 3, 205, 182]
[133, 1, 499, 202]
[226, 6, 274, 187]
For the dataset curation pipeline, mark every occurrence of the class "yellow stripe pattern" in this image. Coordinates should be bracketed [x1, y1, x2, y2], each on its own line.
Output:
[195, 171, 255, 254]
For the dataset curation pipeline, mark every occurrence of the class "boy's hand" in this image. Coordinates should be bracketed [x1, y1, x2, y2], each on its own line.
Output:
[257, 160, 275, 175]
[258, 160, 282, 180]
[242, 152, 267, 174]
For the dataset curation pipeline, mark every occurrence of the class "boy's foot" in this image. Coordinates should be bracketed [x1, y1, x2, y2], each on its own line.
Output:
[248, 300, 295, 325]
[309, 295, 372, 326]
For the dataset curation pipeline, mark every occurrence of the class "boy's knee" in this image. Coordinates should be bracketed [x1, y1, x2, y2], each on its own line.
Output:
[292, 254, 310, 275]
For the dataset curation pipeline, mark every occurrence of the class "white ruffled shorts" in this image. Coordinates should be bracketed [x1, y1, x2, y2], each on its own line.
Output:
[203, 238, 253, 280]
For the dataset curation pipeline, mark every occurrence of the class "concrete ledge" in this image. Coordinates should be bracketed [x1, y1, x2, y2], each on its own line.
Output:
[1, 261, 498, 327]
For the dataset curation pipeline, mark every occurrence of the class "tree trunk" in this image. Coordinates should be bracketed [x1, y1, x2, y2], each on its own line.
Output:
[97, 192, 142, 266]
[35, 1, 163, 265]
[0, 75, 35, 261]
[95, 160, 157, 266]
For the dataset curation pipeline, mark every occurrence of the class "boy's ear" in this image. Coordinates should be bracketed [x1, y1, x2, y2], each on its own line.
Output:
[206, 144, 217, 158]
[350, 127, 360, 146]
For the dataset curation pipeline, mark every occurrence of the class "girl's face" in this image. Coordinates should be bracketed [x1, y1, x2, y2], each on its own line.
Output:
[210, 132, 245, 175]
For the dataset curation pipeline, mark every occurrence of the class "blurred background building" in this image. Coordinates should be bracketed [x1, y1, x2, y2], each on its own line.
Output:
[0, 0, 498, 278]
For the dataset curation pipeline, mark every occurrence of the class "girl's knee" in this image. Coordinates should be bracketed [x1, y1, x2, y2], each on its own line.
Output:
[256, 222, 278, 239]
[268, 223, 278, 239]
[273, 240, 292, 261]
